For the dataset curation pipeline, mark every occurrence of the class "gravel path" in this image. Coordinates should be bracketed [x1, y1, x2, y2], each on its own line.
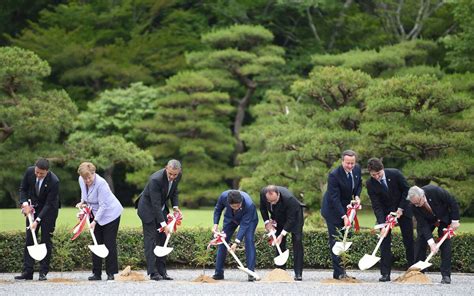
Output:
[1, 269, 472, 295]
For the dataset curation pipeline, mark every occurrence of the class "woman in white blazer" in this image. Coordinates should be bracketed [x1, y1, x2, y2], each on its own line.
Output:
[76, 162, 123, 281]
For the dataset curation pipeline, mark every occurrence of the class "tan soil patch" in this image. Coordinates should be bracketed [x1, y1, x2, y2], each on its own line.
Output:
[48, 278, 77, 283]
[261, 268, 294, 282]
[192, 274, 218, 283]
[394, 270, 431, 284]
[321, 278, 362, 284]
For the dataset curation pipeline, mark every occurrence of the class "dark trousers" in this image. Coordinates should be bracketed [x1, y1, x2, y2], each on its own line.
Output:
[380, 215, 414, 276]
[276, 229, 304, 277]
[23, 209, 58, 275]
[324, 218, 345, 278]
[142, 217, 170, 276]
[215, 220, 257, 276]
[415, 222, 452, 277]
[92, 216, 121, 276]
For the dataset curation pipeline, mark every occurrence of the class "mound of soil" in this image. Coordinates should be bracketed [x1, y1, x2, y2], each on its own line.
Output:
[48, 278, 77, 283]
[261, 268, 294, 282]
[192, 274, 218, 283]
[116, 265, 146, 281]
[394, 270, 431, 284]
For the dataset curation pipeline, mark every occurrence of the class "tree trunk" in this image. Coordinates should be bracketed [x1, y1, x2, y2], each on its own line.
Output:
[327, 0, 353, 51]
[104, 164, 115, 193]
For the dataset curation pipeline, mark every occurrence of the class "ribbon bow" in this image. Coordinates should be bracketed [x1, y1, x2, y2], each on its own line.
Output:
[207, 231, 226, 250]
[266, 221, 278, 246]
[441, 226, 455, 241]
[346, 202, 362, 232]
[71, 207, 92, 241]
[158, 212, 183, 233]
[385, 213, 398, 230]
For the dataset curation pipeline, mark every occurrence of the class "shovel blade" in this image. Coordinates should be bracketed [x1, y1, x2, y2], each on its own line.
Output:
[332, 241, 353, 256]
[154, 246, 173, 257]
[358, 254, 380, 270]
[27, 244, 47, 261]
[274, 250, 289, 266]
[88, 244, 109, 258]
[409, 260, 432, 271]
[237, 266, 260, 280]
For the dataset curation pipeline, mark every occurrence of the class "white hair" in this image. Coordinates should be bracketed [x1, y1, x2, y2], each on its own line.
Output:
[407, 186, 425, 201]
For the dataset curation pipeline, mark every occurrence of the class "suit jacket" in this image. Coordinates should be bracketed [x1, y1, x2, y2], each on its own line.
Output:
[321, 164, 362, 223]
[259, 186, 305, 233]
[413, 184, 460, 240]
[366, 168, 412, 224]
[137, 168, 181, 224]
[79, 173, 123, 225]
[19, 166, 60, 220]
[213, 190, 258, 241]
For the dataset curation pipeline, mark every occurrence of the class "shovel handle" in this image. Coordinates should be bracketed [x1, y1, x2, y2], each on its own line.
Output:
[270, 233, 285, 255]
[85, 215, 99, 246]
[221, 238, 245, 268]
[425, 231, 451, 262]
[371, 224, 390, 256]
[27, 213, 39, 246]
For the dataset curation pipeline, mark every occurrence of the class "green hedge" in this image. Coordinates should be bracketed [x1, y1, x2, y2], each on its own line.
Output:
[1, 227, 473, 273]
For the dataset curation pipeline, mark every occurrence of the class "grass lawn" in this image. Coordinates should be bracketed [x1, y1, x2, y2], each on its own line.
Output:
[1, 207, 473, 233]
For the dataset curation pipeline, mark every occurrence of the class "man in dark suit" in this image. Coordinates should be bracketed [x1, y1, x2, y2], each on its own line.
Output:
[366, 158, 414, 282]
[212, 190, 259, 281]
[137, 159, 182, 281]
[14, 158, 60, 281]
[321, 150, 362, 280]
[260, 185, 305, 281]
[407, 185, 460, 284]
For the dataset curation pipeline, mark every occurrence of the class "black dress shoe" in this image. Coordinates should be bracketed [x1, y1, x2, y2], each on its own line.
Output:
[212, 274, 224, 280]
[14, 272, 33, 280]
[294, 275, 303, 281]
[38, 273, 47, 281]
[441, 275, 451, 284]
[337, 273, 355, 280]
[379, 274, 391, 282]
[107, 274, 114, 281]
[88, 274, 102, 281]
[161, 274, 173, 280]
[150, 274, 161, 281]
[248, 275, 256, 282]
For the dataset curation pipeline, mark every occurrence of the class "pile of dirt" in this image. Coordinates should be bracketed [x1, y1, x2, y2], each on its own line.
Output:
[321, 278, 362, 284]
[192, 274, 218, 283]
[394, 270, 431, 284]
[262, 268, 294, 282]
[116, 266, 146, 282]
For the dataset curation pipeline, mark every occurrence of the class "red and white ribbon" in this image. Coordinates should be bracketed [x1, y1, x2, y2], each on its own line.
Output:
[71, 207, 92, 241]
[441, 226, 455, 241]
[207, 231, 226, 250]
[374, 214, 398, 230]
[346, 202, 362, 232]
[158, 211, 183, 233]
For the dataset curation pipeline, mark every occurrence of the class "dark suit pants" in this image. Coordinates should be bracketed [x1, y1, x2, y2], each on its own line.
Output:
[276, 229, 303, 277]
[142, 218, 171, 276]
[415, 223, 452, 277]
[324, 218, 345, 278]
[92, 216, 121, 276]
[23, 209, 58, 275]
[380, 215, 414, 276]
[214, 220, 257, 276]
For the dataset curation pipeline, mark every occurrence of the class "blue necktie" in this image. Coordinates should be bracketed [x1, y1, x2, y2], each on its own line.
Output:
[381, 179, 388, 191]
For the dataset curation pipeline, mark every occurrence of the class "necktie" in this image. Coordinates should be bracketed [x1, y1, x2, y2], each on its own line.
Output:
[35, 179, 40, 196]
[422, 202, 434, 216]
[347, 172, 353, 191]
[381, 179, 388, 191]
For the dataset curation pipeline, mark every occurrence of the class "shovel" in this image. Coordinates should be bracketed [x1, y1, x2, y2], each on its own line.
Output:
[219, 236, 260, 281]
[154, 217, 177, 257]
[86, 214, 109, 258]
[269, 232, 289, 266]
[332, 200, 358, 256]
[358, 212, 397, 270]
[26, 213, 47, 261]
[409, 227, 453, 271]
